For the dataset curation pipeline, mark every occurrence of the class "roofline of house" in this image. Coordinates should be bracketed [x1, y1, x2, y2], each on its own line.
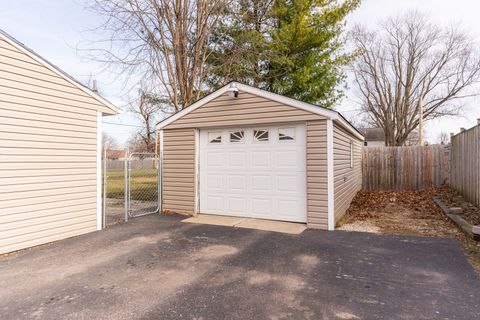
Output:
[156, 81, 364, 140]
[0, 29, 121, 115]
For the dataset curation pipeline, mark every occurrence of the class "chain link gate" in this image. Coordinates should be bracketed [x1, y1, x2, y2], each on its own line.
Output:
[103, 149, 128, 227]
[125, 152, 159, 218]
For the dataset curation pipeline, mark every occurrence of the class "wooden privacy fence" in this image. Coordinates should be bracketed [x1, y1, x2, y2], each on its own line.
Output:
[362, 145, 450, 191]
[451, 124, 480, 206]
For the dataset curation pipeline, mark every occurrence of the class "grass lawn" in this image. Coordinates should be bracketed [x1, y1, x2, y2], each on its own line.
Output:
[106, 169, 157, 201]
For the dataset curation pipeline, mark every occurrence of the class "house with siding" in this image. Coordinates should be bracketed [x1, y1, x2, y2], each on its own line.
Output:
[358, 127, 386, 147]
[0, 30, 119, 254]
[156, 82, 364, 230]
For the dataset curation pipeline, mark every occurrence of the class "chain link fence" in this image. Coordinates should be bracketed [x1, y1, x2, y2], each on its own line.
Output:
[126, 153, 159, 218]
[103, 149, 127, 227]
[103, 150, 159, 227]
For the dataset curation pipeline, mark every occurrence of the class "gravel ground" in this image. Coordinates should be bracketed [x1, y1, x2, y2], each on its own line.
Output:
[337, 220, 380, 233]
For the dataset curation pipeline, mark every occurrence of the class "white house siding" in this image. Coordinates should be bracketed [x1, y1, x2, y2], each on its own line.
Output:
[364, 140, 385, 147]
[0, 36, 113, 254]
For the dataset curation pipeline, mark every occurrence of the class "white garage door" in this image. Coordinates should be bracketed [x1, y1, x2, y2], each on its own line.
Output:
[199, 124, 307, 223]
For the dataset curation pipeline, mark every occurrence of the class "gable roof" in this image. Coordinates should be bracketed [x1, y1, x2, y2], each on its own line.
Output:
[157, 81, 364, 140]
[0, 29, 120, 115]
[358, 127, 385, 141]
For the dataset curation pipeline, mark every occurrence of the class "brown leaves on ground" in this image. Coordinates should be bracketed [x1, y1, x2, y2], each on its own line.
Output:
[338, 188, 480, 274]
[435, 187, 480, 225]
[344, 189, 451, 229]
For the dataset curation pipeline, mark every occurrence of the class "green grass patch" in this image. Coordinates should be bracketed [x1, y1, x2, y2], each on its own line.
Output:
[106, 169, 157, 201]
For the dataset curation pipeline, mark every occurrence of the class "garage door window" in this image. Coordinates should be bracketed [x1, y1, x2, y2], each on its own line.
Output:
[279, 128, 295, 141]
[208, 132, 222, 143]
[230, 131, 245, 143]
[254, 129, 269, 142]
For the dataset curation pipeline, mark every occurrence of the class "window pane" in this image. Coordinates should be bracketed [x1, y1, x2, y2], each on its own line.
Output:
[279, 128, 295, 141]
[230, 131, 244, 143]
[254, 130, 269, 142]
[208, 132, 222, 143]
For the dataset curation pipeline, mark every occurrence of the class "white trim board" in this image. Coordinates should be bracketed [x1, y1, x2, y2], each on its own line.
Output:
[326, 119, 335, 231]
[158, 129, 164, 214]
[0, 29, 121, 115]
[96, 111, 103, 231]
[194, 128, 200, 215]
[156, 81, 363, 140]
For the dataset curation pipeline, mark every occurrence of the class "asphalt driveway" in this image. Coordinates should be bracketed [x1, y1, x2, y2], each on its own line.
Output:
[1, 215, 479, 320]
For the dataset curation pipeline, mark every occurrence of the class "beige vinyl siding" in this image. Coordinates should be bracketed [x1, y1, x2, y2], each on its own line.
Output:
[306, 120, 329, 229]
[162, 128, 196, 215]
[0, 38, 102, 254]
[0, 39, 113, 114]
[162, 91, 328, 220]
[333, 124, 362, 224]
[164, 92, 323, 130]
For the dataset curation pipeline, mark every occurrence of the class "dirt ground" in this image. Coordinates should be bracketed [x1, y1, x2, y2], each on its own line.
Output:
[338, 188, 480, 273]
[435, 188, 480, 225]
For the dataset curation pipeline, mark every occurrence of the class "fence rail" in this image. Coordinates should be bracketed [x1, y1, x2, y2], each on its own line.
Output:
[451, 125, 480, 206]
[362, 145, 450, 191]
[106, 159, 155, 169]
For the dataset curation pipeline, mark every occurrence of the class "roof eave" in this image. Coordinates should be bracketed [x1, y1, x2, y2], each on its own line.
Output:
[157, 81, 364, 140]
[0, 29, 121, 115]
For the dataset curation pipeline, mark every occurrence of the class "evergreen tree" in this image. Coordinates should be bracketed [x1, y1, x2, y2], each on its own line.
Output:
[207, 0, 360, 108]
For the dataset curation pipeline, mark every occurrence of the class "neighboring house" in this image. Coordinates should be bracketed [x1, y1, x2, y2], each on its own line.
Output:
[358, 127, 422, 146]
[0, 30, 119, 254]
[106, 149, 126, 160]
[358, 127, 385, 147]
[157, 82, 364, 230]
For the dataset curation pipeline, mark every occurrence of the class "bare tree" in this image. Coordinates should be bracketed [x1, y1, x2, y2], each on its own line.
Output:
[128, 89, 167, 152]
[438, 131, 450, 145]
[102, 132, 119, 149]
[85, 0, 227, 111]
[127, 133, 154, 153]
[351, 11, 480, 146]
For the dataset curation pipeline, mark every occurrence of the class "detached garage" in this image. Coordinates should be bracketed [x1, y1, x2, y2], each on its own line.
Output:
[0, 30, 119, 254]
[157, 82, 363, 230]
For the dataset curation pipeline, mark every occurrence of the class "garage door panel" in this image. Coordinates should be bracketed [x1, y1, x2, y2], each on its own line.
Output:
[206, 174, 223, 189]
[207, 152, 223, 167]
[227, 175, 246, 191]
[276, 150, 301, 168]
[227, 197, 247, 213]
[252, 151, 271, 168]
[205, 195, 224, 212]
[252, 175, 272, 191]
[229, 152, 247, 167]
[200, 124, 307, 223]
[277, 175, 301, 192]
[251, 198, 272, 215]
[277, 199, 302, 216]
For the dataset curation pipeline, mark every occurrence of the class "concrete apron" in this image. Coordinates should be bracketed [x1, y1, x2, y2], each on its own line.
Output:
[181, 214, 307, 235]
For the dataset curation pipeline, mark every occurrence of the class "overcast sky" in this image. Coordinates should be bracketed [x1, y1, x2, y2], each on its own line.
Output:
[1, 0, 480, 145]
